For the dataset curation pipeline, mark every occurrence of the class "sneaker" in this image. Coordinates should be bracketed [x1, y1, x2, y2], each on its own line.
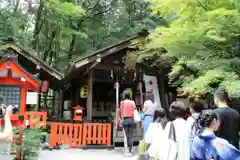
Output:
[124, 152, 129, 157]
[127, 153, 133, 157]
[124, 152, 133, 157]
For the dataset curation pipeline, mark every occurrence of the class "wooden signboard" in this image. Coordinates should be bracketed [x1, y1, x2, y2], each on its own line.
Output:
[124, 51, 137, 70]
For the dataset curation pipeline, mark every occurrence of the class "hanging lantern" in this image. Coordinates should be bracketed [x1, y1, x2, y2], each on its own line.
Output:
[41, 81, 49, 93]
[80, 85, 88, 98]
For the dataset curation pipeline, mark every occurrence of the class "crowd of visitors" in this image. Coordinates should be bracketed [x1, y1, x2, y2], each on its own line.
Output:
[119, 88, 240, 159]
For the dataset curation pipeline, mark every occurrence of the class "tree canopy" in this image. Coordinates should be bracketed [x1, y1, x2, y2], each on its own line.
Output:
[0, 0, 162, 71]
[141, 0, 240, 97]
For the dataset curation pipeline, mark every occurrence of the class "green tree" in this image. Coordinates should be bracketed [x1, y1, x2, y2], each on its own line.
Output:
[0, 0, 156, 72]
[142, 0, 240, 97]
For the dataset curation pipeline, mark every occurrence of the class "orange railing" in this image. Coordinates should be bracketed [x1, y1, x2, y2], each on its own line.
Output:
[49, 123, 83, 148]
[25, 111, 47, 129]
[49, 122, 112, 148]
[9, 111, 47, 129]
[82, 123, 111, 146]
[7, 111, 47, 160]
[0, 111, 47, 128]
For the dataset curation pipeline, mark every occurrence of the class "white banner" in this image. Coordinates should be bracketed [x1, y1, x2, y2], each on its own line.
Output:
[26, 92, 38, 105]
[143, 74, 162, 108]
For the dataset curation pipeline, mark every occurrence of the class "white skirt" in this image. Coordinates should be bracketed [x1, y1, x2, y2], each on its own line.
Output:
[0, 154, 14, 160]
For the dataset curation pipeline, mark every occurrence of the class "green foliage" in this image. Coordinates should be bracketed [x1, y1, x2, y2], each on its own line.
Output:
[45, 0, 84, 17]
[142, 0, 240, 97]
[12, 127, 47, 160]
[0, 0, 160, 71]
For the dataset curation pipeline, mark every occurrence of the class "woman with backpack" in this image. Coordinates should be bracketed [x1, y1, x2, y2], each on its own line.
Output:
[191, 109, 240, 160]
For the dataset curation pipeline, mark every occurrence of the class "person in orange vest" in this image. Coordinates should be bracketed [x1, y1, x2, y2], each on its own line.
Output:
[119, 89, 136, 157]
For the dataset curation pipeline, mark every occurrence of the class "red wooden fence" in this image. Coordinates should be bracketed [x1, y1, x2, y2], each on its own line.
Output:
[49, 122, 112, 148]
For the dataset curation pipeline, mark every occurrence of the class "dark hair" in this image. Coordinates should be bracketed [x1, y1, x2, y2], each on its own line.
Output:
[199, 109, 220, 128]
[145, 92, 154, 102]
[214, 88, 228, 102]
[169, 101, 187, 119]
[153, 108, 167, 122]
[189, 101, 204, 113]
[123, 89, 131, 100]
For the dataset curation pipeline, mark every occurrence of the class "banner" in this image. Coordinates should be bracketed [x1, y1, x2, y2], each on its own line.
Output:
[143, 74, 161, 108]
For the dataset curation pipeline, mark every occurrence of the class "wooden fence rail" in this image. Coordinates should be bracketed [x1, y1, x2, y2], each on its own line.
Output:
[82, 123, 111, 146]
[49, 122, 112, 148]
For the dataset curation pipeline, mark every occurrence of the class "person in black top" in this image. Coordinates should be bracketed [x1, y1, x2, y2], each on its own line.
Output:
[213, 88, 240, 149]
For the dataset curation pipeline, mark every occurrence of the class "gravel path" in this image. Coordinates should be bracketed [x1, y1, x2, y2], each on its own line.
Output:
[39, 148, 138, 160]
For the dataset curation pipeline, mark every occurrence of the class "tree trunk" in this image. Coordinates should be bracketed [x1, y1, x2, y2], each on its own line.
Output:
[43, 31, 56, 62]
[32, 0, 44, 53]
[68, 34, 76, 60]
[13, 0, 21, 12]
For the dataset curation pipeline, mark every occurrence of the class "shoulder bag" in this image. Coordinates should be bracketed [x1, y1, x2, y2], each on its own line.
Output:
[159, 122, 178, 160]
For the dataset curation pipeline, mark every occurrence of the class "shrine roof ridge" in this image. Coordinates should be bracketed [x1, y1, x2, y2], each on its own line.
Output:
[72, 29, 149, 69]
[0, 38, 64, 80]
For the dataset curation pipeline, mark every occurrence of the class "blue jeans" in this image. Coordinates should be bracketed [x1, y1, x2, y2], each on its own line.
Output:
[122, 117, 135, 153]
[143, 115, 153, 138]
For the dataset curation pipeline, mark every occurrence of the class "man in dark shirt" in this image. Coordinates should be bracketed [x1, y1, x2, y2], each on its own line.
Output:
[213, 88, 240, 149]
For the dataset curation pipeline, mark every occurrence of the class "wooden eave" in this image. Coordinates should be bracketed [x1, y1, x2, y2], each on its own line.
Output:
[0, 57, 40, 90]
[0, 40, 64, 81]
[73, 31, 148, 70]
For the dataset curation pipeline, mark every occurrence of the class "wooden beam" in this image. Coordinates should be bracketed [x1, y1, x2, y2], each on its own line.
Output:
[94, 63, 124, 70]
[87, 70, 93, 120]
[83, 61, 99, 76]
[74, 40, 132, 69]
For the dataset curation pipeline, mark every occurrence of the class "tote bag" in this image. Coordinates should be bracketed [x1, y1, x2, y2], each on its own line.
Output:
[134, 109, 141, 123]
[159, 123, 178, 160]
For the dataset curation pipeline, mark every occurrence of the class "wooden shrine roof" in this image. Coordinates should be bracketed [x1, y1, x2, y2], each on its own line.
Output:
[0, 38, 63, 80]
[72, 29, 149, 70]
[62, 29, 149, 85]
[0, 57, 39, 90]
[0, 38, 64, 89]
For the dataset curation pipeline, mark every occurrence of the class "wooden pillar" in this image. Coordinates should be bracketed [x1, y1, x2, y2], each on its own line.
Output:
[115, 80, 119, 128]
[37, 92, 41, 111]
[58, 89, 63, 119]
[75, 87, 79, 106]
[52, 92, 55, 116]
[87, 70, 93, 120]
[115, 81, 119, 114]
[20, 87, 27, 113]
[37, 83, 41, 111]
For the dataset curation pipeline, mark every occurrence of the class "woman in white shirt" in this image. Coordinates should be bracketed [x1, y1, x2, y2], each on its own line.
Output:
[142, 92, 157, 138]
[160, 101, 190, 160]
[144, 108, 168, 159]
